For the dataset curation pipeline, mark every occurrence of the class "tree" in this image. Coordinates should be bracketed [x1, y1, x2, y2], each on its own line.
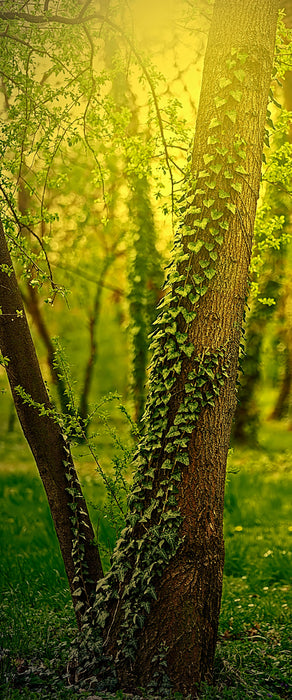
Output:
[0, 0, 282, 696]
[0, 218, 103, 627]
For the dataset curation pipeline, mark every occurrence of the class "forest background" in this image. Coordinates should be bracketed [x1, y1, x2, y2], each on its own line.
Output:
[0, 1, 292, 698]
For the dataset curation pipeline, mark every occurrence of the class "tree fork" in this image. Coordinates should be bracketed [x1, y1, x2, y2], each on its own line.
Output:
[0, 220, 103, 626]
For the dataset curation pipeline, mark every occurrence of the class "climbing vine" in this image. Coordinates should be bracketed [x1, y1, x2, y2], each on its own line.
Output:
[70, 45, 257, 689]
[127, 174, 163, 425]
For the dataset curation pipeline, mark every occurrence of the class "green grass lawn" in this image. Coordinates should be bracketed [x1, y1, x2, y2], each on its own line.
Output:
[0, 414, 291, 699]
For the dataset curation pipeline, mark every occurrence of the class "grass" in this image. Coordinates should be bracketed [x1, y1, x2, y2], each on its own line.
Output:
[0, 406, 291, 699]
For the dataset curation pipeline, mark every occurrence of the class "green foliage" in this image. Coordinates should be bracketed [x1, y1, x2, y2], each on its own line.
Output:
[1, 440, 291, 699]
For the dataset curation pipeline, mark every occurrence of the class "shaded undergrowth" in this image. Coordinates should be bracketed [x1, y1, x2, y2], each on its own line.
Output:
[0, 427, 291, 699]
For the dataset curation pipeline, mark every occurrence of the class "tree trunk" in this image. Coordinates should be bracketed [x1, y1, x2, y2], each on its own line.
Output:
[82, 1, 279, 695]
[269, 350, 291, 419]
[0, 220, 103, 626]
[17, 174, 69, 414]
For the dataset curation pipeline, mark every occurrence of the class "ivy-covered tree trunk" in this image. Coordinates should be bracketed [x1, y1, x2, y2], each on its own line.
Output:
[127, 174, 163, 424]
[77, 0, 279, 695]
[0, 220, 103, 627]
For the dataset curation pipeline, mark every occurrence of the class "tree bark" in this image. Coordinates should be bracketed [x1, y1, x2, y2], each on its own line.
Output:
[87, 1, 279, 695]
[0, 220, 103, 626]
[17, 175, 69, 414]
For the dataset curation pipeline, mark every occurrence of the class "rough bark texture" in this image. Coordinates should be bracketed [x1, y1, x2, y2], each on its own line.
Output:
[0, 221, 103, 625]
[102, 0, 279, 695]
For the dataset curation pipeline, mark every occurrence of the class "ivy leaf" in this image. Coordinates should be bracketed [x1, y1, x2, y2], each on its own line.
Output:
[188, 240, 204, 253]
[216, 146, 228, 157]
[204, 268, 216, 280]
[185, 382, 194, 393]
[174, 414, 186, 426]
[219, 77, 232, 89]
[176, 332, 188, 344]
[199, 284, 208, 296]
[177, 453, 190, 466]
[182, 344, 194, 358]
[193, 273, 204, 284]
[230, 90, 242, 102]
[211, 209, 223, 220]
[218, 189, 229, 199]
[224, 170, 233, 179]
[207, 135, 219, 145]
[219, 220, 229, 230]
[209, 117, 221, 129]
[226, 201, 236, 214]
[205, 368, 215, 379]
[199, 259, 210, 269]
[225, 109, 237, 124]
[181, 308, 197, 323]
[165, 322, 177, 334]
[231, 181, 243, 194]
[209, 162, 222, 175]
[226, 57, 236, 70]
[206, 180, 216, 189]
[214, 96, 227, 108]
[189, 292, 200, 304]
[196, 217, 209, 230]
[176, 285, 192, 297]
[214, 233, 224, 244]
[203, 154, 214, 165]
[209, 250, 218, 261]
[235, 164, 247, 175]
[162, 459, 172, 469]
[198, 170, 209, 179]
[204, 241, 215, 251]
[234, 68, 245, 83]
[203, 198, 215, 208]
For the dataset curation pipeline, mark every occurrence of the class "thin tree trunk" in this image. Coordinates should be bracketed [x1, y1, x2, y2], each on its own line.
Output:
[23, 282, 69, 413]
[0, 220, 103, 626]
[78, 264, 108, 430]
[85, 1, 279, 694]
[269, 351, 291, 419]
[18, 175, 69, 413]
